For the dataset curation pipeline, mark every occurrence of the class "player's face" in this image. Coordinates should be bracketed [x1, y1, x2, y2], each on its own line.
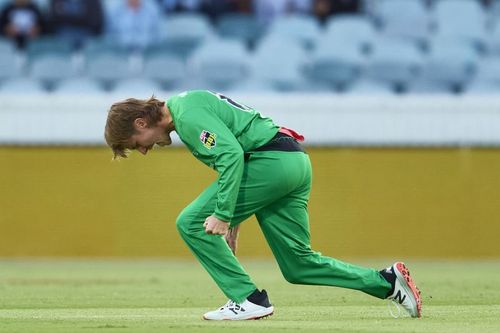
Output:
[129, 119, 172, 155]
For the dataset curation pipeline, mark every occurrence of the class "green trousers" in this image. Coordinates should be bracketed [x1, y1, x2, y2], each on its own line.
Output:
[176, 151, 391, 303]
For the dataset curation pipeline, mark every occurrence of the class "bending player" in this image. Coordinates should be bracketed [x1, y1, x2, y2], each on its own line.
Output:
[104, 90, 422, 320]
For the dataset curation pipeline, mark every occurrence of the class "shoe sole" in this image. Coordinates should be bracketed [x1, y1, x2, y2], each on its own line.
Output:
[394, 262, 422, 318]
[248, 311, 274, 320]
[202, 308, 274, 321]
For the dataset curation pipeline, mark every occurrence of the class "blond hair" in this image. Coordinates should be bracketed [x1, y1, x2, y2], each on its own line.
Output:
[104, 96, 165, 159]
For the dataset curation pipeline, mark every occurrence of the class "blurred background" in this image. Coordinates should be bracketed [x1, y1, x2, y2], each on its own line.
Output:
[1, 0, 499, 259]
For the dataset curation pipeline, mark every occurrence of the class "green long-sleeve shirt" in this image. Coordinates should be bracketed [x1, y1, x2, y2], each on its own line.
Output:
[167, 90, 280, 222]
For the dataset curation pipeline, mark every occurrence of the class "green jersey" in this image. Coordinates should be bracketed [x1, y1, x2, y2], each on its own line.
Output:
[167, 90, 280, 222]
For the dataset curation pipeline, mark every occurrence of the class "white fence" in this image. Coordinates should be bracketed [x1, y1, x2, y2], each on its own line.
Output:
[1, 93, 500, 146]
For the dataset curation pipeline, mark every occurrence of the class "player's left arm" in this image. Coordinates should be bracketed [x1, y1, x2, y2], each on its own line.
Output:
[178, 111, 245, 231]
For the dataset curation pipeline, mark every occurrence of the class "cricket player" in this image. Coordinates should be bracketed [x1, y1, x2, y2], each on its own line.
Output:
[104, 90, 422, 320]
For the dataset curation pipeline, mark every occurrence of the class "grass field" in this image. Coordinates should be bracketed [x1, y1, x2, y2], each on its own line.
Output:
[0, 259, 499, 333]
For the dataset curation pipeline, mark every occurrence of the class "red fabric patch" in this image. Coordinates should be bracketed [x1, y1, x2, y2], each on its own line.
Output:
[279, 127, 304, 142]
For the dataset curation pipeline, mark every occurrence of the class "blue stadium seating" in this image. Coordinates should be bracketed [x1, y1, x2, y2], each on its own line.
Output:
[418, 38, 479, 90]
[0, 47, 20, 82]
[406, 79, 455, 94]
[0, 78, 46, 94]
[83, 37, 126, 58]
[112, 78, 163, 96]
[465, 80, 500, 94]
[345, 78, 396, 95]
[30, 54, 77, 90]
[143, 54, 186, 90]
[373, 0, 430, 47]
[365, 38, 424, 90]
[324, 15, 377, 54]
[85, 53, 133, 90]
[1, 2, 499, 95]
[474, 57, 500, 82]
[465, 56, 500, 94]
[144, 43, 184, 60]
[251, 35, 308, 91]
[433, 0, 488, 52]
[306, 35, 366, 90]
[216, 13, 264, 49]
[0, 38, 14, 53]
[189, 39, 251, 90]
[264, 14, 321, 51]
[26, 37, 74, 58]
[485, 22, 500, 55]
[158, 14, 215, 58]
[224, 79, 276, 93]
[55, 78, 105, 95]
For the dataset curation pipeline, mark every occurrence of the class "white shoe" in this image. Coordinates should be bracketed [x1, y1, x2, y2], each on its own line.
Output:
[386, 262, 422, 318]
[203, 291, 274, 320]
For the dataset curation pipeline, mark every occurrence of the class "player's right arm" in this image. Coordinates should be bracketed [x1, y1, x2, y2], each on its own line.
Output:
[224, 225, 240, 255]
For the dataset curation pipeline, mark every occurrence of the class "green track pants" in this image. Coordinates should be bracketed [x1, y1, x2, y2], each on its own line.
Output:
[176, 151, 391, 303]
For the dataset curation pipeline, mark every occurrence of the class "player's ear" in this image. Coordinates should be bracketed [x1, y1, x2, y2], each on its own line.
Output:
[133, 118, 148, 130]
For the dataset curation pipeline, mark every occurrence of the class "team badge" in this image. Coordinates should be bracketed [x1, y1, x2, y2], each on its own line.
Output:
[200, 130, 217, 149]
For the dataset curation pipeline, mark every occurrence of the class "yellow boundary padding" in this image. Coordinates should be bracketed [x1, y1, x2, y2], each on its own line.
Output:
[1, 147, 499, 258]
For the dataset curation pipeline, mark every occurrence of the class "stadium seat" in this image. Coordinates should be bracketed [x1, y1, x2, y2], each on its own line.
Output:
[143, 54, 186, 90]
[465, 57, 500, 94]
[485, 22, 500, 55]
[223, 78, 276, 93]
[465, 80, 500, 94]
[83, 37, 127, 58]
[324, 15, 377, 54]
[159, 14, 215, 58]
[265, 14, 321, 51]
[189, 39, 251, 90]
[252, 36, 308, 91]
[0, 38, 14, 54]
[489, 0, 500, 25]
[26, 37, 74, 58]
[0, 78, 46, 94]
[0, 48, 21, 82]
[305, 36, 366, 89]
[372, 0, 430, 47]
[344, 78, 396, 95]
[86, 53, 133, 90]
[30, 54, 77, 90]
[418, 38, 478, 90]
[474, 57, 500, 83]
[365, 38, 424, 90]
[144, 43, 184, 60]
[433, 0, 488, 51]
[407, 79, 456, 94]
[112, 78, 163, 96]
[216, 13, 264, 49]
[54, 78, 105, 95]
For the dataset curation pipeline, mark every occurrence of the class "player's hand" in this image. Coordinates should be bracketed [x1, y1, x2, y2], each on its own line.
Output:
[224, 224, 240, 255]
[204, 215, 229, 235]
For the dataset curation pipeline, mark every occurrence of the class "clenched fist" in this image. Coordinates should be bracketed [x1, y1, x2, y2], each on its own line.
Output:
[204, 215, 229, 235]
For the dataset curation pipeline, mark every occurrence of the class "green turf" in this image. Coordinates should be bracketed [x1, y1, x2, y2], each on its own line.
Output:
[0, 259, 499, 333]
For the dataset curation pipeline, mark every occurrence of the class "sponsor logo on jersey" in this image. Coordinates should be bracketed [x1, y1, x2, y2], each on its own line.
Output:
[200, 130, 217, 149]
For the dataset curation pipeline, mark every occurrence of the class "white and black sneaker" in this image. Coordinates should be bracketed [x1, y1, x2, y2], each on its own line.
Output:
[381, 262, 422, 318]
[203, 289, 274, 320]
